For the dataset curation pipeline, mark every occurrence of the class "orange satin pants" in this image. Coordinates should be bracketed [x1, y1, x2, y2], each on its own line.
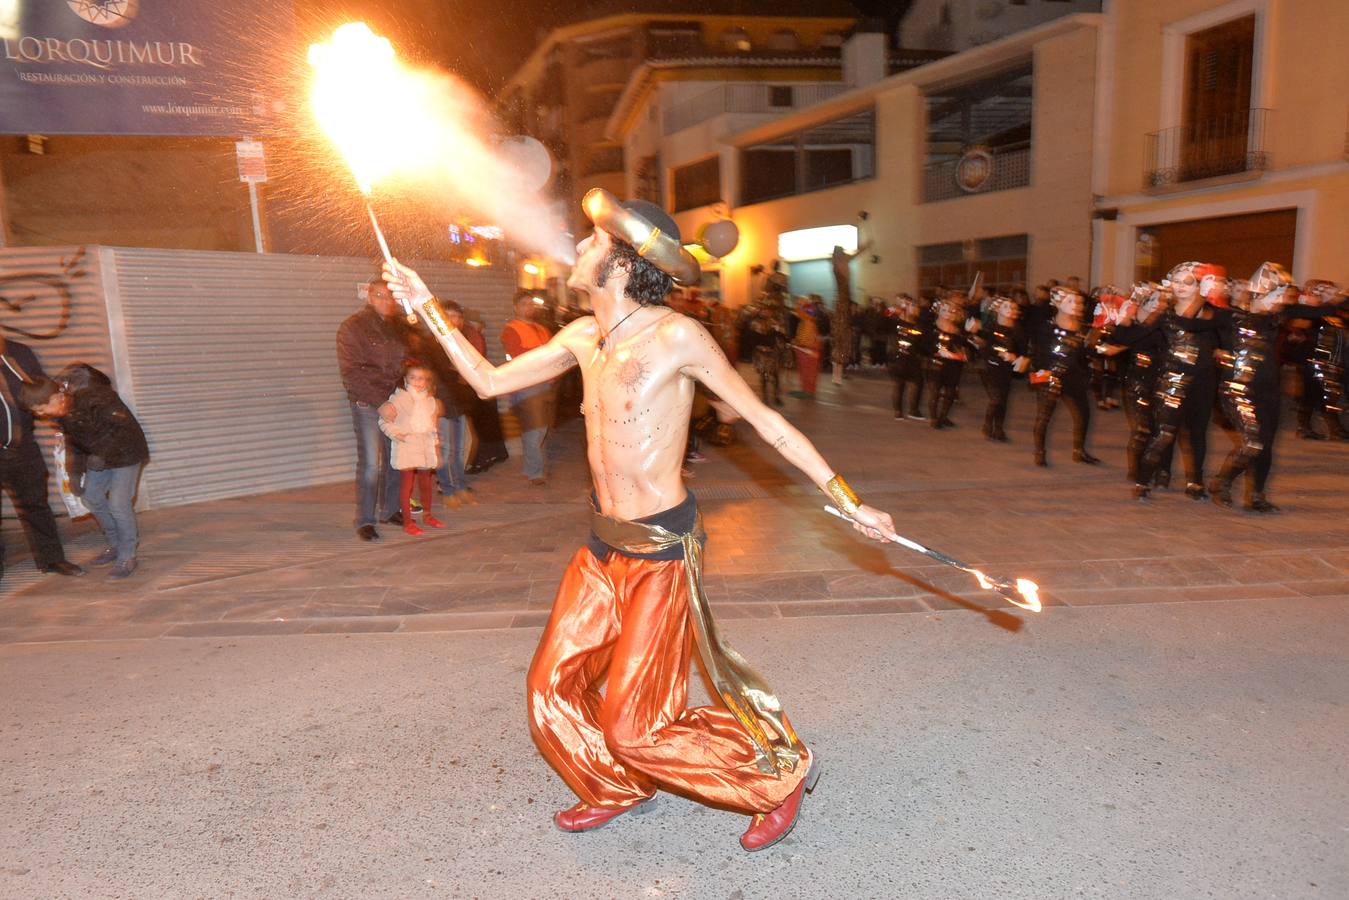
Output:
[526, 547, 807, 814]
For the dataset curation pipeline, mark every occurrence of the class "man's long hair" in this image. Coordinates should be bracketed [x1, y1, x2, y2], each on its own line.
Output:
[596, 237, 674, 307]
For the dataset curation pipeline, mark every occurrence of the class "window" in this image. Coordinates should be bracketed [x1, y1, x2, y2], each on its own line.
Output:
[739, 109, 875, 206]
[720, 27, 751, 53]
[647, 23, 703, 58]
[767, 29, 799, 52]
[672, 156, 722, 212]
[769, 85, 793, 108]
[918, 235, 1029, 296]
[1180, 15, 1256, 180]
[923, 63, 1033, 201]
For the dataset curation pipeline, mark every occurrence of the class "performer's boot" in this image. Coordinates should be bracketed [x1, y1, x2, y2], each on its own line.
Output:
[1072, 448, 1100, 465]
[1247, 492, 1279, 513]
[1185, 482, 1208, 501]
[554, 797, 657, 833]
[1132, 483, 1151, 502]
[740, 753, 822, 852]
[422, 514, 445, 528]
[1208, 474, 1234, 508]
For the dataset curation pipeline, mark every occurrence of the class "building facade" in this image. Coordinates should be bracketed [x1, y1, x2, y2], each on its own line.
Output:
[606, 15, 1101, 307]
[496, 9, 860, 236]
[1091, 0, 1349, 287]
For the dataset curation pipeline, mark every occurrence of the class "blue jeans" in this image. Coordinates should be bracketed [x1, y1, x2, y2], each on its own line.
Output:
[82, 464, 142, 564]
[436, 415, 468, 494]
[350, 401, 400, 527]
[509, 383, 553, 480]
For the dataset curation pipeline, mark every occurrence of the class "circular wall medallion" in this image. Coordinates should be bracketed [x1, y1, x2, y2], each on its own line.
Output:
[67, 1, 139, 29]
[955, 146, 995, 193]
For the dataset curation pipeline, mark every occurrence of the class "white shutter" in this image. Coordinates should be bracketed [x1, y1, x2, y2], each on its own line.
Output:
[3, 246, 518, 513]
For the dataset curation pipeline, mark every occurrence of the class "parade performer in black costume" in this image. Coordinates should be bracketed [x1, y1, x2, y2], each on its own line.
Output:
[1296, 279, 1348, 440]
[1030, 287, 1098, 466]
[1134, 262, 1221, 500]
[889, 294, 931, 420]
[1210, 266, 1347, 512]
[926, 292, 972, 429]
[1097, 283, 1169, 484]
[981, 296, 1029, 442]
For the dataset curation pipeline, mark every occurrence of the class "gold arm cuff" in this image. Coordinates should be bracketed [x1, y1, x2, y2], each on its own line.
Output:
[422, 297, 456, 338]
[823, 474, 862, 517]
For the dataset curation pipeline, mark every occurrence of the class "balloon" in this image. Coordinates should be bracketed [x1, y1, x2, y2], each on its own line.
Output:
[700, 219, 740, 258]
[498, 135, 553, 193]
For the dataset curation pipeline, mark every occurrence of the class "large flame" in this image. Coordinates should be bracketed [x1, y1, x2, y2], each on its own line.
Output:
[307, 22, 572, 262]
[309, 23, 424, 194]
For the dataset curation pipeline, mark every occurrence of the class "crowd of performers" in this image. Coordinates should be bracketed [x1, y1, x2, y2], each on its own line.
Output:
[879, 262, 1348, 512]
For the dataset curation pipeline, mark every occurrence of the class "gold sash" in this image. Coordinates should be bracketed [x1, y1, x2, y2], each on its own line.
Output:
[589, 500, 803, 776]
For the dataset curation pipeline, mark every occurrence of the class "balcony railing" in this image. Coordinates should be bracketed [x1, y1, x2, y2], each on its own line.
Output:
[923, 146, 1030, 202]
[664, 83, 848, 134]
[1146, 108, 1271, 188]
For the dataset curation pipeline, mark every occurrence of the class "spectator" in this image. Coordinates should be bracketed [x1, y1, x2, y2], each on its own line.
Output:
[337, 277, 411, 541]
[0, 337, 84, 581]
[22, 372, 148, 579]
[462, 311, 510, 474]
[422, 300, 477, 508]
[378, 361, 446, 536]
[502, 289, 556, 485]
[790, 295, 825, 399]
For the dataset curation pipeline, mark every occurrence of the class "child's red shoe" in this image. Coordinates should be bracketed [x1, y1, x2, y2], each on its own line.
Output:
[422, 515, 445, 529]
[403, 521, 424, 537]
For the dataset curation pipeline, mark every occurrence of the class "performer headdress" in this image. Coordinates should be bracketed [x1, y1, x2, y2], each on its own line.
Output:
[582, 188, 701, 286]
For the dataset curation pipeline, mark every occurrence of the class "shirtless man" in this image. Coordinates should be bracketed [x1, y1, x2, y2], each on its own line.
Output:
[383, 189, 895, 852]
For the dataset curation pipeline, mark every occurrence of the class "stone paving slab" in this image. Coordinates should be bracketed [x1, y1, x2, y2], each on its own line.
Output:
[2, 368, 1348, 644]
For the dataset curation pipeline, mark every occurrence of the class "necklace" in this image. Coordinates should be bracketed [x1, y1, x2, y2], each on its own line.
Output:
[597, 305, 643, 350]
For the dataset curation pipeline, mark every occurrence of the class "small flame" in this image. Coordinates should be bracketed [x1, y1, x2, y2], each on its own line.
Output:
[971, 569, 994, 590]
[1013, 578, 1041, 613]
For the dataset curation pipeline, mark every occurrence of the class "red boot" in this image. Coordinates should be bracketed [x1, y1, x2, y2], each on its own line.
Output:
[403, 520, 424, 537]
[422, 514, 445, 528]
[739, 753, 821, 852]
[554, 796, 655, 833]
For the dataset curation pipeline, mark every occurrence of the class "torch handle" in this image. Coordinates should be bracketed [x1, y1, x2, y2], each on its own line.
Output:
[366, 202, 417, 324]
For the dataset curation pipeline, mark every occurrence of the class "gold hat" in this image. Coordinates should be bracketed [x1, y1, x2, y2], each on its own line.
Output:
[582, 188, 701, 286]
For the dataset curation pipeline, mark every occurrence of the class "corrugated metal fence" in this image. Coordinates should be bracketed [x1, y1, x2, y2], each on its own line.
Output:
[1, 247, 517, 512]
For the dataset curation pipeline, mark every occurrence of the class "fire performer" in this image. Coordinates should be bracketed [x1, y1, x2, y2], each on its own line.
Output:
[888, 294, 931, 421]
[383, 191, 896, 851]
[926, 291, 973, 429]
[1095, 283, 1169, 485]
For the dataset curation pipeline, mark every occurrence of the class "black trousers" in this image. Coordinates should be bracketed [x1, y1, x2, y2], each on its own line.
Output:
[1217, 381, 1281, 494]
[1140, 364, 1215, 486]
[982, 363, 1014, 435]
[890, 356, 924, 416]
[467, 395, 508, 466]
[1123, 371, 1159, 482]
[0, 440, 68, 575]
[1033, 377, 1091, 458]
[927, 358, 963, 423]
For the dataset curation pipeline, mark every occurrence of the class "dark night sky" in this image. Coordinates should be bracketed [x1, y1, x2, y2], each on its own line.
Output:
[297, 1, 906, 94]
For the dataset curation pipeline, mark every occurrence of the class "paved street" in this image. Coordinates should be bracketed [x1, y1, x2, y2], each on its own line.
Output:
[3, 370, 1348, 898]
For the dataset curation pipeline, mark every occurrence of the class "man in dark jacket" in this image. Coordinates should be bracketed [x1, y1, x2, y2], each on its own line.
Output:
[23, 372, 149, 579]
[0, 336, 83, 582]
[337, 278, 411, 541]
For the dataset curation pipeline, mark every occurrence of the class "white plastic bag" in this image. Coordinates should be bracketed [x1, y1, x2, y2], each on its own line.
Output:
[53, 437, 89, 518]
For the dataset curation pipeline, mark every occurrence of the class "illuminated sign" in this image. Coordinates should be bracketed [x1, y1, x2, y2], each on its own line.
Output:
[777, 224, 858, 262]
[956, 146, 994, 193]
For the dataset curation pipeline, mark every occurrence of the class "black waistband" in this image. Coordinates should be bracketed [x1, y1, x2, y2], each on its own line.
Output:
[587, 490, 700, 561]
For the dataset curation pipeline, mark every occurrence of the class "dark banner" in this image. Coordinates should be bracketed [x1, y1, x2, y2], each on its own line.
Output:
[0, 1, 293, 136]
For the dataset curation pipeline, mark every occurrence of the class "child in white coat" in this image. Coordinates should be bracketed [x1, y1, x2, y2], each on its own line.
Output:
[379, 362, 444, 536]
